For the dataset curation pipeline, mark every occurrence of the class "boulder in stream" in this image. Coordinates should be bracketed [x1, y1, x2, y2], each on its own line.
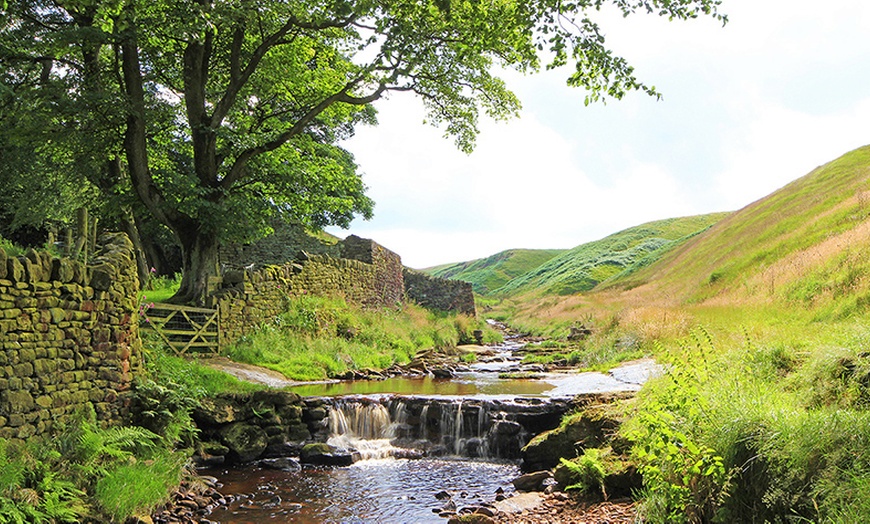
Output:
[520, 396, 625, 472]
[258, 457, 302, 472]
[512, 470, 553, 492]
[220, 423, 269, 463]
[300, 442, 360, 466]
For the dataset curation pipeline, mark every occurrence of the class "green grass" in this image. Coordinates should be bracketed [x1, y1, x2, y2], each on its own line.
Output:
[141, 340, 264, 398]
[612, 315, 870, 523]
[224, 295, 502, 380]
[613, 145, 870, 305]
[496, 213, 728, 297]
[0, 406, 187, 524]
[139, 273, 181, 304]
[95, 451, 185, 521]
[0, 235, 24, 256]
[425, 248, 566, 295]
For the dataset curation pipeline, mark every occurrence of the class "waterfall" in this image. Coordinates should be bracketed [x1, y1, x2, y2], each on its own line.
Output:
[318, 395, 561, 461]
[329, 400, 393, 439]
[420, 404, 430, 441]
[453, 400, 464, 455]
[327, 400, 402, 460]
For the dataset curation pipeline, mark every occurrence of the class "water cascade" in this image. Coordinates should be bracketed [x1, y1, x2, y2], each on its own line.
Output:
[318, 395, 570, 461]
[326, 400, 407, 460]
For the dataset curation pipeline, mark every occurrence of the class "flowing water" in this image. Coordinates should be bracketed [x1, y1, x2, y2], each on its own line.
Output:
[205, 459, 519, 523]
[204, 339, 660, 523]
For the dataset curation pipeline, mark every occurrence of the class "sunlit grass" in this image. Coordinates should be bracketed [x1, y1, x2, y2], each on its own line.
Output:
[224, 295, 501, 381]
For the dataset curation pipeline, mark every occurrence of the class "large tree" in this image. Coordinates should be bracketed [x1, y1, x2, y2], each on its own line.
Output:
[1, 0, 725, 304]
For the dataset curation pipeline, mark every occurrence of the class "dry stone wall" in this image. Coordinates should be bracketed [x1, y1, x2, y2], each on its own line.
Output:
[403, 268, 476, 316]
[0, 233, 140, 441]
[340, 235, 405, 306]
[216, 238, 404, 346]
[219, 221, 340, 269]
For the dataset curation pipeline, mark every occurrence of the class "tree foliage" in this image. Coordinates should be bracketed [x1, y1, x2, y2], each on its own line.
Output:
[1, 0, 726, 303]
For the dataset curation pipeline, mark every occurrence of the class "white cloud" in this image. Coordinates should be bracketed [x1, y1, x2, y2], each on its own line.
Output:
[714, 94, 870, 209]
[331, 0, 870, 268]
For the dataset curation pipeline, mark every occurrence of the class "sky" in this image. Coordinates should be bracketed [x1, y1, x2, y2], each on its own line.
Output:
[328, 0, 870, 269]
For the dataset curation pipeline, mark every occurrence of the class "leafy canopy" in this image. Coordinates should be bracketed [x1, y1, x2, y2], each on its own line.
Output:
[1, 0, 725, 301]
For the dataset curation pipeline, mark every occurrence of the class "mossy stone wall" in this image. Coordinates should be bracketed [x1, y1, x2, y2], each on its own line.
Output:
[403, 268, 476, 316]
[0, 233, 141, 441]
[216, 235, 478, 346]
[216, 237, 405, 346]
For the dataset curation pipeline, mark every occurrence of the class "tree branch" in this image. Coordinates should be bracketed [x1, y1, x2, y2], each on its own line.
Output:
[221, 79, 387, 191]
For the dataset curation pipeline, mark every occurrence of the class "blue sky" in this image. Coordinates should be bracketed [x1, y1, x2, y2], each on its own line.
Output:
[329, 0, 870, 269]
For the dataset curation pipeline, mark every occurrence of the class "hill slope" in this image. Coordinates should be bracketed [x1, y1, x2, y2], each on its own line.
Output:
[608, 145, 870, 316]
[494, 145, 870, 524]
[425, 249, 565, 294]
[495, 213, 729, 296]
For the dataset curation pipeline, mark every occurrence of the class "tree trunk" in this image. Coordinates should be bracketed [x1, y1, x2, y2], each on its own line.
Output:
[71, 207, 88, 260]
[170, 227, 220, 306]
[119, 206, 152, 288]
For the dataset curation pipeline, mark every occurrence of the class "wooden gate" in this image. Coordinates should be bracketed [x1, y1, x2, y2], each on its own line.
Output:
[140, 303, 221, 356]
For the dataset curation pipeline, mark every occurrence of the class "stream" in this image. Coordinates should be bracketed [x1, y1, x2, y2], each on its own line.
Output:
[203, 336, 659, 523]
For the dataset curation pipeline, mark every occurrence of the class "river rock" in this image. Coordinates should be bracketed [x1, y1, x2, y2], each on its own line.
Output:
[259, 457, 302, 472]
[447, 515, 497, 524]
[300, 442, 360, 466]
[195, 397, 240, 425]
[263, 441, 302, 458]
[220, 423, 268, 462]
[431, 367, 454, 379]
[512, 470, 553, 492]
[251, 389, 301, 407]
[520, 403, 618, 472]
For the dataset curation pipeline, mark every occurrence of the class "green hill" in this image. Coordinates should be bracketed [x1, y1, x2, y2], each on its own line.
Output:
[494, 213, 730, 296]
[425, 249, 565, 294]
[605, 144, 870, 315]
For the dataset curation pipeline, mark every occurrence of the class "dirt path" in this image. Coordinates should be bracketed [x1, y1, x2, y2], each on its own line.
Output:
[203, 357, 337, 389]
[493, 493, 639, 523]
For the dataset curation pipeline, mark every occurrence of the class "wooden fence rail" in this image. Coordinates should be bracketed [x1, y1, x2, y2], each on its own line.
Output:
[139, 302, 221, 356]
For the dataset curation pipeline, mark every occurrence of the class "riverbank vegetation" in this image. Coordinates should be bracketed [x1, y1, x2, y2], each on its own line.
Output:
[225, 295, 501, 381]
[137, 271, 501, 383]
[487, 146, 870, 522]
[0, 406, 186, 523]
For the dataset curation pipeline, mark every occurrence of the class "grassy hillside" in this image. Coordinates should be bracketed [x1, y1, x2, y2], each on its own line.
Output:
[425, 248, 565, 294]
[495, 213, 729, 296]
[492, 145, 870, 523]
[607, 144, 870, 316]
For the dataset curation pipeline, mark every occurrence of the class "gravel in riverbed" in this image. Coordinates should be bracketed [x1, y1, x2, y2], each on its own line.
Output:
[492, 493, 639, 524]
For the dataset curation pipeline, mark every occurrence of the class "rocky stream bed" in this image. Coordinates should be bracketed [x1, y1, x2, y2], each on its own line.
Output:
[148, 324, 657, 523]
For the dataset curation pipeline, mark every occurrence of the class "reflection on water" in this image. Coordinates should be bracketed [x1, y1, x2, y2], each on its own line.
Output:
[205, 459, 518, 524]
[288, 373, 554, 398]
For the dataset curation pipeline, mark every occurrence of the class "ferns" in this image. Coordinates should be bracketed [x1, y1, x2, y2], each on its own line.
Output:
[560, 449, 608, 498]
[54, 404, 161, 489]
[0, 439, 25, 494]
[0, 441, 88, 523]
[0, 405, 187, 523]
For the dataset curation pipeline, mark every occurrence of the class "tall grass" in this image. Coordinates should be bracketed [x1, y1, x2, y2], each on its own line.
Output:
[0, 406, 188, 523]
[225, 295, 501, 380]
[624, 323, 870, 523]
